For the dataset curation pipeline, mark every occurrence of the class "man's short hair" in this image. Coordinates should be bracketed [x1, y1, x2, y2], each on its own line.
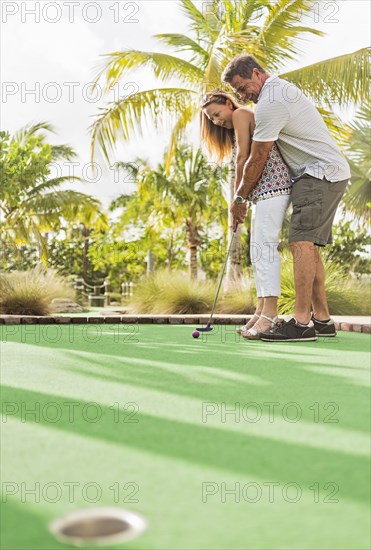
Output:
[222, 54, 266, 83]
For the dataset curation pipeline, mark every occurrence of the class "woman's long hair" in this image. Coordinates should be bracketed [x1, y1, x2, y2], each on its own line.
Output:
[200, 90, 242, 162]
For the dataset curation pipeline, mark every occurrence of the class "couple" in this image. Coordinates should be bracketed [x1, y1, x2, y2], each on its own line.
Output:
[200, 54, 350, 342]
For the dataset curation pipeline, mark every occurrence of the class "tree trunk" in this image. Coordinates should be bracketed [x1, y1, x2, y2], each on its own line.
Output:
[224, 150, 243, 292]
[189, 246, 198, 280]
[167, 233, 174, 267]
[146, 249, 155, 274]
[186, 218, 200, 280]
[83, 237, 89, 281]
[37, 232, 49, 266]
[81, 224, 91, 282]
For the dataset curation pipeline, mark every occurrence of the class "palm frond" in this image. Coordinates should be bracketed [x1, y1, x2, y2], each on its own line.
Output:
[257, 0, 324, 66]
[341, 102, 371, 219]
[236, 0, 270, 30]
[154, 33, 209, 65]
[202, 22, 228, 91]
[165, 103, 198, 173]
[93, 50, 203, 93]
[26, 176, 83, 198]
[316, 107, 352, 148]
[88, 88, 197, 165]
[261, 0, 321, 37]
[179, 0, 219, 41]
[22, 191, 102, 219]
[351, 102, 371, 123]
[112, 160, 142, 181]
[11, 121, 56, 144]
[203, 47, 223, 90]
[109, 193, 136, 211]
[280, 48, 370, 107]
[49, 144, 77, 162]
[220, 28, 263, 62]
[342, 165, 370, 219]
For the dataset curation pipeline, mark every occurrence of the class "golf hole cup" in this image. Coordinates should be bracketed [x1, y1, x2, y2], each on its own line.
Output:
[49, 507, 147, 546]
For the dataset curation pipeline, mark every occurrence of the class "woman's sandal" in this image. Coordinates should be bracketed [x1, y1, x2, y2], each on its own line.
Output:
[236, 313, 261, 335]
[242, 314, 278, 340]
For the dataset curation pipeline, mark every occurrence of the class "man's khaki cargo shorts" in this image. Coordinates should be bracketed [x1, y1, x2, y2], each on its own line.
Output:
[288, 174, 349, 246]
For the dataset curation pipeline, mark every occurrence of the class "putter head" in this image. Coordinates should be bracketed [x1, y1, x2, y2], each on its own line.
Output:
[196, 323, 213, 332]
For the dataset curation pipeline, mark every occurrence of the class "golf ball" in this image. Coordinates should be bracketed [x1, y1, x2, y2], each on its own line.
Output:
[192, 330, 200, 339]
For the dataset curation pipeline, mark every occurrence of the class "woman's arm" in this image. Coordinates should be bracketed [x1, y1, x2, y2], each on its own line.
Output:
[232, 109, 254, 192]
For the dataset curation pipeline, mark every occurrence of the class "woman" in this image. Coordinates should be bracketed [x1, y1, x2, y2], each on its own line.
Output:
[200, 90, 292, 338]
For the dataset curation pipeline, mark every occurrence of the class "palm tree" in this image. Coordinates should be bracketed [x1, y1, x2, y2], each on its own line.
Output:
[109, 157, 173, 272]
[111, 145, 228, 279]
[342, 102, 371, 220]
[89, 0, 369, 282]
[169, 145, 228, 278]
[1, 122, 108, 263]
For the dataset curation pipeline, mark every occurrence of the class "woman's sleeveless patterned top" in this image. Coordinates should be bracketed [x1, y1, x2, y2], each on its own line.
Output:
[231, 141, 292, 203]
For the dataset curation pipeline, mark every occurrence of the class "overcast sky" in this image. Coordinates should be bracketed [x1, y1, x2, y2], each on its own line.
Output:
[2, 1, 370, 208]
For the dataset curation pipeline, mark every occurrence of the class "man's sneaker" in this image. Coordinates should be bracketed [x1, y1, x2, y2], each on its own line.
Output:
[311, 315, 337, 337]
[260, 316, 317, 342]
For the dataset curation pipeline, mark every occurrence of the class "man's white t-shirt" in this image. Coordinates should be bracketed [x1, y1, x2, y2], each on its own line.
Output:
[253, 74, 351, 182]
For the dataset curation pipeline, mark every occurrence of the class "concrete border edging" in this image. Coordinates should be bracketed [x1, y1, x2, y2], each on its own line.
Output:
[0, 315, 370, 333]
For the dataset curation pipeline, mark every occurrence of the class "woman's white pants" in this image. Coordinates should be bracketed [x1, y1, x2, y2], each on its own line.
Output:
[250, 194, 291, 298]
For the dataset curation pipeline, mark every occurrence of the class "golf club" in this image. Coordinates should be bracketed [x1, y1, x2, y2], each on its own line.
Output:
[194, 222, 239, 335]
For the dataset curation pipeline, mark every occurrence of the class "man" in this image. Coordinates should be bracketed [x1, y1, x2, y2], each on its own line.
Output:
[222, 54, 351, 342]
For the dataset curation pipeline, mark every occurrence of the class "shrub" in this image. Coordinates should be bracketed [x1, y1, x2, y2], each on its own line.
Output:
[128, 260, 370, 316]
[128, 269, 216, 314]
[128, 269, 257, 314]
[217, 278, 256, 314]
[278, 256, 370, 315]
[0, 266, 74, 316]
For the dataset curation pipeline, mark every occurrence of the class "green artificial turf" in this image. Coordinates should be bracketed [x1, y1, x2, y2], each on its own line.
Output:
[1, 324, 370, 549]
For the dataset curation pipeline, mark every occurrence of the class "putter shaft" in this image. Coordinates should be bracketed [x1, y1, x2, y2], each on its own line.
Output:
[197, 227, 238, 331]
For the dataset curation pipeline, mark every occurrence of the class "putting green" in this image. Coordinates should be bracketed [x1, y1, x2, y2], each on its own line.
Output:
[1, 324, 370, 549]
